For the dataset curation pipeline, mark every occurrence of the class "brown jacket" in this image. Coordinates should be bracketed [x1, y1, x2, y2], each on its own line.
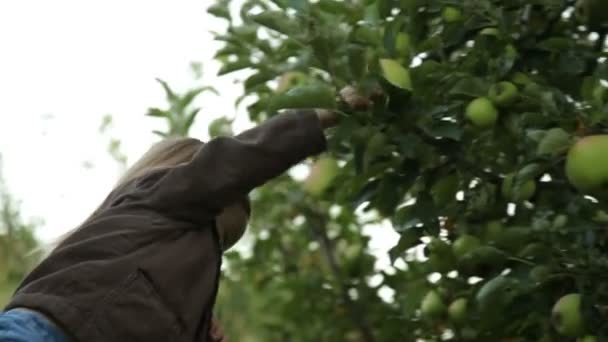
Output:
[4, 110, 327, 342]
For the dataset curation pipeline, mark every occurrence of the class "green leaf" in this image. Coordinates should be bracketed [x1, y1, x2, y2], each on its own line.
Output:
[557, 53, 586, 76]
[245, 72, 276, 90]
[231, 25, 258, 41]
[207, 3, 231, 20]
[388, 228, 422, 262]
[218, 59, 254, 76]
[373, 175, 403, 216]
[351, 24, 382, 46]
[152, 130, 168, 138]
[155, 78, 177, 102]
[177, 87, 214, 112]
[517, 163, 543, 182]
[347, 45, 368, 80]
[537, 128, 571, 157]
[146, 108, 168, 118]
[363, 131, 388, 172]
[99, 114, 113, 133]
[214, 44, 248, 58]
[250, 11, 297, 36]
[183, 108, 201, 133]
[536, 37, 572, 51]
[317, 0, 359, 20]
[352, 179, 380, 209]
[426, 121, 463, 141]
[431, 174, 459, 206]
[379, 59, 412, 90]
[450, 77, 489, 97]
[288, 0, 309, 12]
[375, 0, 394, 18]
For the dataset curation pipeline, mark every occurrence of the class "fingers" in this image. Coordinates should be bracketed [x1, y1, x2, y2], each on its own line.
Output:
[339, 86, 372, 110]
[315, 109, 340, 129]
[210, 319, 226, 342]
[338, 84, 387, 110]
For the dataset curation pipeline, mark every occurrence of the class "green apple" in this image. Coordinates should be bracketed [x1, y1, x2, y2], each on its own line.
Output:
[442, 6, 462, 23]
[448, 298, 468, 323]
[493, 226, 531, 252]
[565, 135, 608, 193]
[421, 290, 446, 318]
[304, 157, 340, 196]
[452, 235, 481, 258]
[270, 84, 337, 111]
[465, 97, 498, 128]
[488, 81, 519, 106]
[551, 293, 585, 337]
[208, 117, 234, 138]
[475, 276, 520, 314]
[501, 173, 536, 202]
[578, 336, 597, 342]
[427, 237, 455, 272]
[427, 237, 451, 255]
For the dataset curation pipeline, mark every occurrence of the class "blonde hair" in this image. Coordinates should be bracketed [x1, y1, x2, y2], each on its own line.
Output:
[114, 137, 203, 189]
[48, 137, 206, 251]
[47, 136, 249, 254]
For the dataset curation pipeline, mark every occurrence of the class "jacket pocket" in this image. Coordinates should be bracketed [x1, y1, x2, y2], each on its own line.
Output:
[92, 269, 184, 342]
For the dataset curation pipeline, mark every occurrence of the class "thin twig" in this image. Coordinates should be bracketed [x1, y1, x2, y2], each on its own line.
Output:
[299, 205, 375, 342]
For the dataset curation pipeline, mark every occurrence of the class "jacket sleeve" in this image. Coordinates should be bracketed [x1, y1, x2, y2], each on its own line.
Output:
[142, 109, 327, 220]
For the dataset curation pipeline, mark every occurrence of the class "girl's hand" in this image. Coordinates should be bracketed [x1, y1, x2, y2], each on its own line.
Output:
[339, 85, 373, 110]
[210, 318, 228, 342]
[315, 109, 340, 129]
[316, 85, 379, 129]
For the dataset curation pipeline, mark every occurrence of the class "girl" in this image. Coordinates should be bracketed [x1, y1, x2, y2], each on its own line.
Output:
[0, 106, 344, 341]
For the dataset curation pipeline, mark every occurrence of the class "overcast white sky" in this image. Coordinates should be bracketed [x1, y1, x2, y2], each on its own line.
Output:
[0, 0, 398, 267]
[0, 0, 240, 242]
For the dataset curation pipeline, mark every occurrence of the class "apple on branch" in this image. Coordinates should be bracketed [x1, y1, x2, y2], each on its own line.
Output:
[552, 293, 585, 338]
[566, 135, 608, 194]
[465, 97, 498, 128]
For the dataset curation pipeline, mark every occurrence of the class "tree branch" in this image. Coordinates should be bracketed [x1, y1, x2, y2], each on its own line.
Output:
[298, 205, 375, 342]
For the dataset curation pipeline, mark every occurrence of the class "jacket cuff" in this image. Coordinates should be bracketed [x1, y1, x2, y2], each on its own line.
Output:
[289, 109, 328, 156]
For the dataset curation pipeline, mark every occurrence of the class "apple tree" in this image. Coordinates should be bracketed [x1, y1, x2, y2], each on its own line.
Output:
[204, 0, 608, 340]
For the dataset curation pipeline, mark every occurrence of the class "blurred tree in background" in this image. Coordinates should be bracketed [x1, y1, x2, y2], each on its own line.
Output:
[0, 157, 42, 306]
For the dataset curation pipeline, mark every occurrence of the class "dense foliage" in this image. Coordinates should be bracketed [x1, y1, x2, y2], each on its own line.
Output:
[205, 0, 608, 341]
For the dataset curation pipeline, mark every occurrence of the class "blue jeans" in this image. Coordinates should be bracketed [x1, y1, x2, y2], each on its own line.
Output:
[0, 309, 69, 342]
